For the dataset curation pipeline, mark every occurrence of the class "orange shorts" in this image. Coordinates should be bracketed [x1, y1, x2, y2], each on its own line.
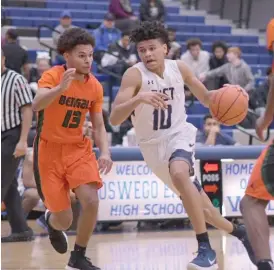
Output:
[33, 137, 102, 212]
[245, 144, 274, 201]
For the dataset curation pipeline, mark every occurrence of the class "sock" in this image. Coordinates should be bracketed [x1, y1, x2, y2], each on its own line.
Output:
[74, 244, 86, 256]
[230, 224, 242, 238]
[196, 232, 211, 248]
[45, 211, 54, 230]
[257, 260, 273, 270]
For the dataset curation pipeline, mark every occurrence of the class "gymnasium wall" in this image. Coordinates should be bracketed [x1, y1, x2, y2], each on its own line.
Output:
[197, 0, 274, 30]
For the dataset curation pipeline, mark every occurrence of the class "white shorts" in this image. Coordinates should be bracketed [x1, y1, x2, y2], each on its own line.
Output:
[139, 125, 198, 196]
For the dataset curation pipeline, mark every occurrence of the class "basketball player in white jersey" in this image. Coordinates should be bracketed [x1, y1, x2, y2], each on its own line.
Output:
[110, 21, 255, 269]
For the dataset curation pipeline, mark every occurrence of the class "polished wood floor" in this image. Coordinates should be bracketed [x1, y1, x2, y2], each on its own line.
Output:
[1, 221, 273, 270]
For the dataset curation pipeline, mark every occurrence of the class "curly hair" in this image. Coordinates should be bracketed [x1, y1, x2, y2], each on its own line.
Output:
[212, 41, 228, 54]
[130, 21, 170, 50]
[57, 28, 95, 55]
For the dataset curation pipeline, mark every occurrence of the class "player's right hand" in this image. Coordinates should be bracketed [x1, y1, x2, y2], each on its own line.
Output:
[59, 68, 76, 91]
[137, 92, 169, 109]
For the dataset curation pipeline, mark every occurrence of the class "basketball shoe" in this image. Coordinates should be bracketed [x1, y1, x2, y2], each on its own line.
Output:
[66, 251, 101, 270]
[45, 209, 68, 254]
[187, 242, 218, 270]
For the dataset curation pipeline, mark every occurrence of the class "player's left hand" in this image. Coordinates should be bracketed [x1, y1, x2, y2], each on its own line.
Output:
[98, 154, 113, 175]
[13, 140, 28, 158]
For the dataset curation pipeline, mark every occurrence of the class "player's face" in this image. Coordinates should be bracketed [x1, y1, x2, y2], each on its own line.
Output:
[137, 39, 167, 71]
[65, 45, 93, 75]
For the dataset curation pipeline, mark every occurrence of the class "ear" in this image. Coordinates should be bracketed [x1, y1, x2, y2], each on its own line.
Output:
[63, 52, 69, 62]
[163, 43, 168, 55]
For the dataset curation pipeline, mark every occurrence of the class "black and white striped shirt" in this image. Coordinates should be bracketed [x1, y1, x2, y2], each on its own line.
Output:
[1, 69, 33, 132]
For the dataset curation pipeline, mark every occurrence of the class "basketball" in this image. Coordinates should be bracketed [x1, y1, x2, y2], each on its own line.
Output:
[209, 85, 249, 126]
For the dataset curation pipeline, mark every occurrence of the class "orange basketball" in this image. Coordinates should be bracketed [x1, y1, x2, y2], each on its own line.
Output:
[209, 85, 249, 126]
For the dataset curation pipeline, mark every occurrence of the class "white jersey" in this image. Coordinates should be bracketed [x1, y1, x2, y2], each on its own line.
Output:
[131, 59, 188, 143]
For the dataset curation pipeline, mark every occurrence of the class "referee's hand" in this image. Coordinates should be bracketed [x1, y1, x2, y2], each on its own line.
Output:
[13, 141, 27, 158]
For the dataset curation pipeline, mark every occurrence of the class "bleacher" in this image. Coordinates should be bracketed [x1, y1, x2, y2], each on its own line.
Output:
[2, 0, 273, 132]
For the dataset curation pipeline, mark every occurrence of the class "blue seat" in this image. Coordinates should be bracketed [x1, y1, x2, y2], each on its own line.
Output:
[187, 115, 204, 129]
[32, 18, 58, 28]
[196, 25, 214, 33]
[241, 36, 258, 43]
[222, 129, 234, 137]
[47, 2, 66, 9]
[4, 7, 29, 17]
[242, 55, 258, 65]
[67, 3, 86, 10]
[213, 26, 231, 34]
[186, 101, 209, 115]
[166, 14, 188, 23]
[222, 35, 241, 43]
[40, 29, 52, 38]
[31, 9, 51, 17]
[12, 18, 33, 27]
[166, 23, 195, 32]
[258, 55, 272, 65]
[186, 16, 205, 23]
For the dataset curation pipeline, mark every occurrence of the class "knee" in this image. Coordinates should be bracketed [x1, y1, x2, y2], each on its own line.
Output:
[81, 194, 99, 212]
[54, 209, 73, 230]
[170, 166, 189, 184]
[23, 189, 40, 204]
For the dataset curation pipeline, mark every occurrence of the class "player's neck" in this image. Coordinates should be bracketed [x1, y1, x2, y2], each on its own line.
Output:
[152, 64, 165, 79]
[74, 72, 86, 82]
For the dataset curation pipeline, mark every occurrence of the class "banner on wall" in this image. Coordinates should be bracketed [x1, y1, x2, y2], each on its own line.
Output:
[97, 161, 201, 221]
[222, 159, 274, 217]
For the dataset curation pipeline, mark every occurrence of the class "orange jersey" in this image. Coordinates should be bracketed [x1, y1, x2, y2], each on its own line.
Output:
[266, 18, 274, 52]
[266, 18, 274, 73]
[37, 66, 103, 144]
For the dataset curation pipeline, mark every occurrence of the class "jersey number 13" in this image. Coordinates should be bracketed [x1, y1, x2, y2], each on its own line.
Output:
[153, 105, 172, 131]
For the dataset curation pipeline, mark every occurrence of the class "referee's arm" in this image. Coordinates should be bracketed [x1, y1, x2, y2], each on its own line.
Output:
[14, 76, 33, 156]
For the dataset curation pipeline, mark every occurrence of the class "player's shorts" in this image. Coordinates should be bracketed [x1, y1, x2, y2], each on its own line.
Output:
[245, 142, 274, 201]
[139, 125, 199, 196]
[33, 136, 102, 212]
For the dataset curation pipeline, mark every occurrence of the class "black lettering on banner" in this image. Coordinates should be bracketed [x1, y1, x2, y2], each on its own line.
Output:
[62, 110, 82, 128]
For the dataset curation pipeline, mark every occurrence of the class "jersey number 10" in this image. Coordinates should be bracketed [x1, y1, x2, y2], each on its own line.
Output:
[153, 105, 172, 131]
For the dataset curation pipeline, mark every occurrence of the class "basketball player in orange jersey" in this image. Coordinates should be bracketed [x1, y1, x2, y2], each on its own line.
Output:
[240, 18, 274, 270]
[32, 28, 112, 270]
